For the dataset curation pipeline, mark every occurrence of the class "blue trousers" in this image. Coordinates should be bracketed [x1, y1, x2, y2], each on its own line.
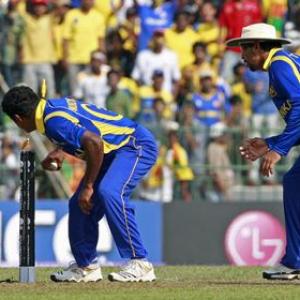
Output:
[281, 156, 300, 269]
[68, 126, 158, 267]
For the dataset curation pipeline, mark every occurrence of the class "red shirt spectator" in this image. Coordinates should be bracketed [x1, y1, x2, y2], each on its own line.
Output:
[219, 0, 263, 53]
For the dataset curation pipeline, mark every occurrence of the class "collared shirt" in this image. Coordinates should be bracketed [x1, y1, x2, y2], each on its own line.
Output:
[263, 48, 300, 156]
[35, 98, 137, 158]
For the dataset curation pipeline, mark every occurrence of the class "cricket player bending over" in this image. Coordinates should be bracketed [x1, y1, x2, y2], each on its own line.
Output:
[2, 86, 158, 283]
[227, 23, 300, 280]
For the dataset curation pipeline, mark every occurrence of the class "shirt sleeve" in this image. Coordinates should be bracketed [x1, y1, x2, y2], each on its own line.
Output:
[62, 11, 73, 40]
[170, 52, 181, 81]
[73, 74, 85, 99]
[96, 12, 105, 38]
[218, 4, 227, 28]
[131, 52, 143, 81]
[265, 60, 300, 156]
[45, 115, 87, 150]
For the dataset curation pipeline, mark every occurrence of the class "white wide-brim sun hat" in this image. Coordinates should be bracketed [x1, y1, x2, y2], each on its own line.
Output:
[210, 122, 227, 138]
[226, 23, 291, 47]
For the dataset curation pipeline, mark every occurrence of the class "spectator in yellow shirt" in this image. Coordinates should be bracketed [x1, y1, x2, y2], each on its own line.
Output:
[21, 0, 56, 97]
[62, 0, 105, 95]
[176, 65, 195, 108]
[231, 62, 252, 125]
[197, 1, 221, 58]
[118, 6, 140, 54]
[94, 0, 124, 29]
[137, 70, 176, 122]
[106, 30, 135, 77]
[167, 129, 194, 203]
[165, 11, 199, 69]
[51, 0, 71, 96]
[188, 42, 214, 90]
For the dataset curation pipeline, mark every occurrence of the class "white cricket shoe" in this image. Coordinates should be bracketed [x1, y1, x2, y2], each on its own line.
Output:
[263, 263, 300, 280]
[50, 262, 103, 283]
[108, 259, 156, 282]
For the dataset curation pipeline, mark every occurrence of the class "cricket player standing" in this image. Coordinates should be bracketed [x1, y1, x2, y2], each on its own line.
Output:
[2, 86, 157, 283]
[226, 23, 300, 280]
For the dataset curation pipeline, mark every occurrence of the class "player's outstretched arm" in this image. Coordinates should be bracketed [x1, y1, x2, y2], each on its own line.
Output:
[79, 131, 104, 215]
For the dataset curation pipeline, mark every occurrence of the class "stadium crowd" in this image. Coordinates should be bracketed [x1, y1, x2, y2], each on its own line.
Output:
[0, 0, 298, 202]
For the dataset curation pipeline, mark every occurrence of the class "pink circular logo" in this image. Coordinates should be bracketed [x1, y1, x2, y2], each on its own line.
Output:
[224, 211, 286, 266]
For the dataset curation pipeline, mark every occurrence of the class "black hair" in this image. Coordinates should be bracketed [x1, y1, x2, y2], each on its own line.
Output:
[152, 71, 164, 78]
[107, 69, 121, 78]
[259, 41, 283, 51]
[1, 86, 39, 119]
[126, 6, 137, 18]
[242, 41, 283, 52]
[106, 30, 124, 44]
[229, 95, 242, 105]
[192, 41, 207, 53]
[153, 97, 165, 105]
[202, 0, 217, 9]
[233, 61, 245, 75]
[174, 10, 189, 21]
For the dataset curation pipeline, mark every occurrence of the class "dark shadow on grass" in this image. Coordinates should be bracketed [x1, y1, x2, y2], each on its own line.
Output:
[205, 280, 300, 286]
[0, 278, 18, 283]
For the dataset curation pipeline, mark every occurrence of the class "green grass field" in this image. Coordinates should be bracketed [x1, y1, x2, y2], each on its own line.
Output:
[0, 266, 300, 300]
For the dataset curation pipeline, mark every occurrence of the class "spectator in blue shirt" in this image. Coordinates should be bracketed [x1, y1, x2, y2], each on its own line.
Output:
[191, 69, 227, 128]
[244, 69, 278, 137]
[136, 0, 176, 51]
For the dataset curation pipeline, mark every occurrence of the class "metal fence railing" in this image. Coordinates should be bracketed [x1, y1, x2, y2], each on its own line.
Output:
[0, 120, 296, 202]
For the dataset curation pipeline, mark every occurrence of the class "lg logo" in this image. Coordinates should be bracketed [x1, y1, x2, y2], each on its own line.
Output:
[224, 211, 285, 266]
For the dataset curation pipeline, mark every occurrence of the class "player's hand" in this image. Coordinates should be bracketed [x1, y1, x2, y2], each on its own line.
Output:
[239, 138, 269, 161]
[260, 150, 281, 177]
[61, 59, 69, 71]
[78, 186, 94, 215]
[42, 149, 64, 171]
